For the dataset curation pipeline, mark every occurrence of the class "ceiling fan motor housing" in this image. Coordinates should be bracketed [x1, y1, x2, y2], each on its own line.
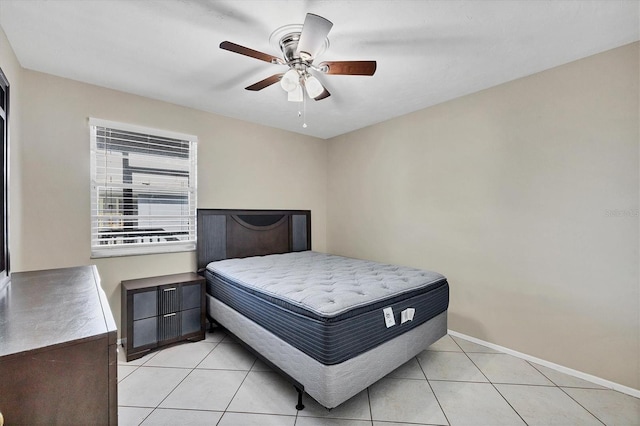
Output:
[279, 32, 303, 63]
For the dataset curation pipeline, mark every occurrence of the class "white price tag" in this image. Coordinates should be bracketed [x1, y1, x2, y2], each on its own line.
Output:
[407, 308, 415, 321]
[401, 308, 416, 324]
[383, 307, 396, 328]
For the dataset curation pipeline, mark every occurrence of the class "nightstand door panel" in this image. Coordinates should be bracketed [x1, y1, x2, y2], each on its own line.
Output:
[133, 317, 157, 348]
[133, 289, 157, 320]
[182, 283, 201, 310]
[181, 307, 201, 335]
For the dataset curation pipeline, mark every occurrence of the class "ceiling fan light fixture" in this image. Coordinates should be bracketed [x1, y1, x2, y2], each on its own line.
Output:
[280, 69, 300, 92]
[304, 74, 324, 99]
[288, 84, 303, 102]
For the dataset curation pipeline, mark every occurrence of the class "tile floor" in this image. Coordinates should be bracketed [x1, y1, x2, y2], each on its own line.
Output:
[118, 330, 640, 426]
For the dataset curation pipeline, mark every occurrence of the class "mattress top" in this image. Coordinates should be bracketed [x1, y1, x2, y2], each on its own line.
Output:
[206, 251, 446, 318]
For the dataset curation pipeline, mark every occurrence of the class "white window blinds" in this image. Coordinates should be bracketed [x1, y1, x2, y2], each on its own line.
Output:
[90, 118, 197, 257]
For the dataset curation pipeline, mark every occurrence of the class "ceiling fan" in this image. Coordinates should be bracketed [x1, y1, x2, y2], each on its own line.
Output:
[220, 13, 377, 102]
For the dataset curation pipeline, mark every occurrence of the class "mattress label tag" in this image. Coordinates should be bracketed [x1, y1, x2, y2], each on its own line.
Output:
[383, 307, 396, 328]
[401, 308, 416, 324]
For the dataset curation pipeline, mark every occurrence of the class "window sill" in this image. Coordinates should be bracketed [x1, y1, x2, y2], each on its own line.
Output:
[91, 242, 196, 259]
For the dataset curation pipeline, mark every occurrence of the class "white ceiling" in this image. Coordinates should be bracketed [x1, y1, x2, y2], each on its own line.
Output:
[1, 1, 638, 139]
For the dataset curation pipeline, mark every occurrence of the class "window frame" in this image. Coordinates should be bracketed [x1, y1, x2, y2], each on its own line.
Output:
[89, 118, 197, 258]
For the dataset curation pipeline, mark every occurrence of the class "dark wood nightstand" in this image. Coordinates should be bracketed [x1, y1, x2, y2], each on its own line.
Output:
[121, 272, 206, 362]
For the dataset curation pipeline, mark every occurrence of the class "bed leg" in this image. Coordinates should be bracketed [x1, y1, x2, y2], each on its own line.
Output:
[206, 314, 217, 332]
[295, 386, 305, 410]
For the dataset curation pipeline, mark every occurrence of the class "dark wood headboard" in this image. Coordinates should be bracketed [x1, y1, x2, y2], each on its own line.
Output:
[197, 209, 311, 272]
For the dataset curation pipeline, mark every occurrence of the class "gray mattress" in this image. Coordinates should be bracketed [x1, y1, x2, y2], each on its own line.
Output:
[205, 251, 449, 365]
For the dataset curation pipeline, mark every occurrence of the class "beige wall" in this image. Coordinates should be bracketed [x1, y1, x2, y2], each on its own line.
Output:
[14, 69, 327, 332]
[327, 42, 639, 389]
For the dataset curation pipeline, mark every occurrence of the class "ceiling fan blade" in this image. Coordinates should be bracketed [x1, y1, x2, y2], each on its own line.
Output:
[245, 74, 283, 91]
[314, 88, 331, 101]
[318, 61, 377, 76]
[220, 41, 282, 64]
[296, 13, 333, 61]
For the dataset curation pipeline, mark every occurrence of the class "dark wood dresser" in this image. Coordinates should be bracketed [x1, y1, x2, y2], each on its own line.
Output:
[0, 266, 117, 425]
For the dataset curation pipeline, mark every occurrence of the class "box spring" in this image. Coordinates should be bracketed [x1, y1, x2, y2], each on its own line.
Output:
[208, 295, 447, 408]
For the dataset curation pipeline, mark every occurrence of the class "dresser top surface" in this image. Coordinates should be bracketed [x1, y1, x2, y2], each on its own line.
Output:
[0, 265, 116, 357]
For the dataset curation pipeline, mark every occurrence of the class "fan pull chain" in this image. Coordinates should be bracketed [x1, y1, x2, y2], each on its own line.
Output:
[302, 94, 308, 128]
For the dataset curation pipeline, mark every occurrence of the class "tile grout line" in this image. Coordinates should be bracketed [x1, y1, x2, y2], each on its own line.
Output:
[221, 367, 253, 415]
[486, 384, 530, 426]
[214, 361, 225, 426]
[140, 364, 198, 424]
[367, 386, 374, 425]
[563, 395, 608, 425]
[415, 354, 451, 426]
[452, 335, 530, 426]
[185, 336, 227, 426]
[192, 338, 224, 369]
[117, 363, 141, 383]
[121, 348, 172, 426]
[526, 361, 607, 426]
[129, 334, 225, 425]
[216, 333, 257, 425]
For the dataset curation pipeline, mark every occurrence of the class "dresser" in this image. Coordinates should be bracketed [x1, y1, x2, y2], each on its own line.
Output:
[0, 266, 117, 425]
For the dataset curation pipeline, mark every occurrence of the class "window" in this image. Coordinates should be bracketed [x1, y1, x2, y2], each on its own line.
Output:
[0, 68, 9, 289]
[90, 118, 197, 257]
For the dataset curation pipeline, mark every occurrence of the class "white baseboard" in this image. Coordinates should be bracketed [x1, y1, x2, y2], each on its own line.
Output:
[447, 329, 640, 399]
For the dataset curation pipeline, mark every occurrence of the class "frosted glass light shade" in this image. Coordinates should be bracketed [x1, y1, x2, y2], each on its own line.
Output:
[280, 69, 300, 92]
[304, 75, 324, 99]
[287, 84, 303, 102]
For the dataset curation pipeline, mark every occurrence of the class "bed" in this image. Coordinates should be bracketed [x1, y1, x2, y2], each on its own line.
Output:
[197, 209, 449, 409]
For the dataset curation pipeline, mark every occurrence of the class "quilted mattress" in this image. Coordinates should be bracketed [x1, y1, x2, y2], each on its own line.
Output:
[205, 251, 449, 365]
